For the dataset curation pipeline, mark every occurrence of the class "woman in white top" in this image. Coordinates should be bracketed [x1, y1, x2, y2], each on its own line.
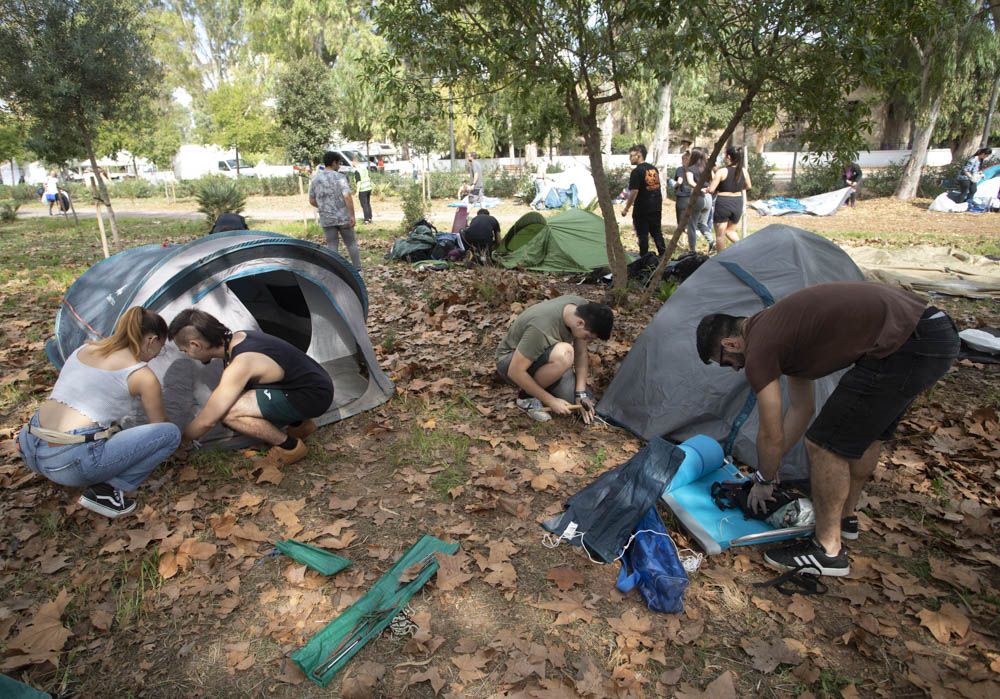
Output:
[18, 307, 180, 518]
[44, 171, 60, 216]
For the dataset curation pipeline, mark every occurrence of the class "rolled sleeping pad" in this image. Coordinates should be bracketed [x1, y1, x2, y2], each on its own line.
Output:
[663, 435, 726, 495]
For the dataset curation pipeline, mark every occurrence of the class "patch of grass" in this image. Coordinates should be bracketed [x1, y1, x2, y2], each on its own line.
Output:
[187, 448, 235, 480]
[587, 447, 607, 474]
[381, 329, 398, 352]
[389, 424, 471, 471]
[432, 463, 468, 499]
[816, 668, 860, 698]
[899, 554, 932, 583]
[114, 550, 163, 628]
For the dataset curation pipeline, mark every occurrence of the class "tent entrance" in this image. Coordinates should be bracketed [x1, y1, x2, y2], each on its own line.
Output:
[226, 271, 312, 351]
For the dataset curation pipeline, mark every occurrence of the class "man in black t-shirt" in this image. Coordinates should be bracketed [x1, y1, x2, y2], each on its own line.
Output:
[620, 144, 665, 256]
[463, 208, 500, 250]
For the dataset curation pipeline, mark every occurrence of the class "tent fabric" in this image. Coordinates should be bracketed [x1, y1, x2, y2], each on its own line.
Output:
[46, 231, 393, 447]
[496, 208, 609, 273]
[749, 187, 852, 217]
[597, 225, 866, 480]
[848, 245, 1000, 299]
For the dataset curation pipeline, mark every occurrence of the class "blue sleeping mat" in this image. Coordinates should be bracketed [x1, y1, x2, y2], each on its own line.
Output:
[662, 435, 813, 555]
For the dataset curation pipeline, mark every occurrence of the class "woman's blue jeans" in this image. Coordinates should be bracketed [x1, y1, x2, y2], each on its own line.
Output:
[18, 415, 180, 492]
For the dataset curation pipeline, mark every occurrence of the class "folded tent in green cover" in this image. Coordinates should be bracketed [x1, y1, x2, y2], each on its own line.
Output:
[275, 540, 351, 576]
[292, 535, 459, 687]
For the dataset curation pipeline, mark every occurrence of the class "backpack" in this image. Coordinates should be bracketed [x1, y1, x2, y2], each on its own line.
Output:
[615, 506, 688, 614]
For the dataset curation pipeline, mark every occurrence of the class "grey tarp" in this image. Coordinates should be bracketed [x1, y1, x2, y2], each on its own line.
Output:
[597, 224, 866, 480]
[46, 231, 394, 447]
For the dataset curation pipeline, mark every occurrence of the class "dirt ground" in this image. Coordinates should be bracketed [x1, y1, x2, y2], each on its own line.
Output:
[0, 203, 998, 698]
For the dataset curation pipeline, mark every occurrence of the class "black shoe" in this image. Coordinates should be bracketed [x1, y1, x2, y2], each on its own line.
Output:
[841, 515, 859, 541]
[763, 538, 850, 577]
[79, 483, 136, 518]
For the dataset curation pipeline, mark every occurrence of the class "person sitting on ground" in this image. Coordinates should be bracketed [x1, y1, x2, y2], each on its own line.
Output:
[696, 281, 958, 577]
[462, 208, 501, 260]
[167, 309, 333, 466]
[958, 148, 992, 203]
[17, 307, 180, 518]
[497, 295, 613, 424]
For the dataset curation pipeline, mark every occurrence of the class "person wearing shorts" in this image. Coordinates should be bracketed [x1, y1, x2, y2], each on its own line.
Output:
[168, 309, 334, 466]
[496, 295, 613, 424]
[696, 282, 958, 576]
[706, 146, 752, 252]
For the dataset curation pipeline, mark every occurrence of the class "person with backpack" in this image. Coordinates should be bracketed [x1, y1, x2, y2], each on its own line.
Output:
[695, 282, 958, 576]
[497, 296, 613, 424]
[168, 309, 333, 467]
[620, 144, 665, 257]
[352, 155, 374, 224]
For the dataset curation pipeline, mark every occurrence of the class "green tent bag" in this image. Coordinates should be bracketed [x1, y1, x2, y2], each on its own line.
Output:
[274, 540, 351, 576]
[291, 535, 458, 687]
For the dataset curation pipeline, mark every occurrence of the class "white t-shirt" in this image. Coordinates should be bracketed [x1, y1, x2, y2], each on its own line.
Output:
[44, 176, 59, 195]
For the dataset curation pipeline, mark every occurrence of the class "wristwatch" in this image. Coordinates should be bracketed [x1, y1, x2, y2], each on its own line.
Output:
[752, 470, 774, 486]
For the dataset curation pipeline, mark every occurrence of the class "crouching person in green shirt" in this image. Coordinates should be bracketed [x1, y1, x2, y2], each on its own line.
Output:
[496, 295, 613, 423]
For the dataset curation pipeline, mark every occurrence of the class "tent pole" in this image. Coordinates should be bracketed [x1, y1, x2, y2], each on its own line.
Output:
[95, 201, 110, 259]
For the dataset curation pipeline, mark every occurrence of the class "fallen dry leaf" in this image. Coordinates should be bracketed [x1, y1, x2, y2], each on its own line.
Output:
[740, 638, 805, 673]
[1, 589, 72, 670]
[545, 566, 584, 591]
[917, 604, 970, 644]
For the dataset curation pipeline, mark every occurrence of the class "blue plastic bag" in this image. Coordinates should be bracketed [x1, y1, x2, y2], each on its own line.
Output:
[616, 506, 688, 614]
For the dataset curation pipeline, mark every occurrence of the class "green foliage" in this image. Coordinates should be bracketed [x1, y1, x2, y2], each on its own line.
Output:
[195, 177, 247, 224]
[370, 172, 407, 198]
[275, 56, 336, 163]
[96, 95, 186, 169]
[486, 168, 534, 201]
[400, 184, 426, 230]
[787, 159, 844, 198]
[604, 166, 632, 201]
[108, 178, 155, 200]
[0, 184, 41, 204]
[0, 109, 29, 169]
[196, 79, 278, 157]
[0, 0, 161, 170]
[0, 201, 21, 223]
[428, 171, 468, 199]
[746, 151, 775, 199]
[864, 161, 958, 198]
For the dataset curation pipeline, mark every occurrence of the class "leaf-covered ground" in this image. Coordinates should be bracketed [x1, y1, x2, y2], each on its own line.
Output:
[1, 205, 998, 698]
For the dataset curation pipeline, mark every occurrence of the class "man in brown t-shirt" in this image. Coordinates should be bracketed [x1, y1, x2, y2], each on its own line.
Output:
[695, 281, 959, 576]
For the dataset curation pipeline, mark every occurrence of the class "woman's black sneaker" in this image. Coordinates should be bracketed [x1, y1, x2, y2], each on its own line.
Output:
[78, 483, 136, 519]
[763, 538, 850, 577]
[841, 515, 859, 540]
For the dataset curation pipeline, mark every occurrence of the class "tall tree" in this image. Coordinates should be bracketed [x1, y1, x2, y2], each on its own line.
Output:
[892, 0, 990, 199]
[247, 0, 355, 65]
[275, 56, 337, 163]
[330, 33, 392, 152]
[376, 1, 674, 292]
[155, 0, 250, 92]
[196, 78, 279, 170]
[0, 107, 29, 184]
[97, 93, 186, 171]
[0, 0, 160, 245]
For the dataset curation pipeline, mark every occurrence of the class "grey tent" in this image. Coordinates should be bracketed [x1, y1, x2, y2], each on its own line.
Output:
[597, 224, 865, 479]
[46, 231, 394, 446]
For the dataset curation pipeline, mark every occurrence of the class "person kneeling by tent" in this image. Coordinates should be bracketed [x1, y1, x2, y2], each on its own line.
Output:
[696, 282, 958, 577]
[17, 308, 180, 518]
[497, 295, 613, 424]
[168, 309, 334, 466]
[462, 208, 500, 263]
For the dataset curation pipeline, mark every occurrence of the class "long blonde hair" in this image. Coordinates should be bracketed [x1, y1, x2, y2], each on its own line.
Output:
[90, 307, 167, 358]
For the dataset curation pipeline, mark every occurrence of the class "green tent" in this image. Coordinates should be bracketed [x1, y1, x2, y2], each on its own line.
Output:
[496, 209, 609, 273]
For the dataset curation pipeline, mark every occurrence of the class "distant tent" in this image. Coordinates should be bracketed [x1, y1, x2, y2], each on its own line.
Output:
[597, 225, 865, 480]
[46, 231, 394, 446]
[496, 208, 609, 273]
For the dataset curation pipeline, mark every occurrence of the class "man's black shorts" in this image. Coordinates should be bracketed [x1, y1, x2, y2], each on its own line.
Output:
[805, 309, 959, 459]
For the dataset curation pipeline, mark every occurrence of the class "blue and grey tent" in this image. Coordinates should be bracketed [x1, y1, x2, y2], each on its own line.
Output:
[46, 231, 394, 446]
[597, 224, 865, 481]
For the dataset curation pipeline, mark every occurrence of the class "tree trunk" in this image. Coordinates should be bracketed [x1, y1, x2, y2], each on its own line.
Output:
[235, 144, 241, 177]
[950, 128, 980, 164]
[981, 69, 1000, 148]
[82, 125, 119, 247]
[131, 153, 138, 178]
[894, 54, 944, 200]
[10, 158, 15, 184]
[649, 81, 672, 168]
[601, 105, 614, 155]
[572, 97, 627, 293]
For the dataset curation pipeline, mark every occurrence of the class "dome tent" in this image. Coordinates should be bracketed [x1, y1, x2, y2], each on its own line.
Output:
[46, 231, 394, 446]
[496, 209, 610, 274]
[597, 224, 866, 480]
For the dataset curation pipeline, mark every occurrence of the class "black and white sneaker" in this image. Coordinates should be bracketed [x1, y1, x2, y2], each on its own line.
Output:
[841, 515, 859, 541]
[763, 538, 850, 577]
[79, 483, 136, 519]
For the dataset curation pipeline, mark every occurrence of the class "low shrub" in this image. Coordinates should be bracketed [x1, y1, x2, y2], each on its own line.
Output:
[0, 183, 41, 203]
[486, 168, 534, 201]
[428, 170, 467, 199]
[0, 201, 21, 222]
[864, 161, 959, 198]
[370, 172, 408, 198]
[746, 151, 775, 199]
[604, 165, 632, 201]
[400, 184, 426, 231]
[195, 176, 247, 224]
[787, 159, 843, 198]
[109, 178, 155, 199]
